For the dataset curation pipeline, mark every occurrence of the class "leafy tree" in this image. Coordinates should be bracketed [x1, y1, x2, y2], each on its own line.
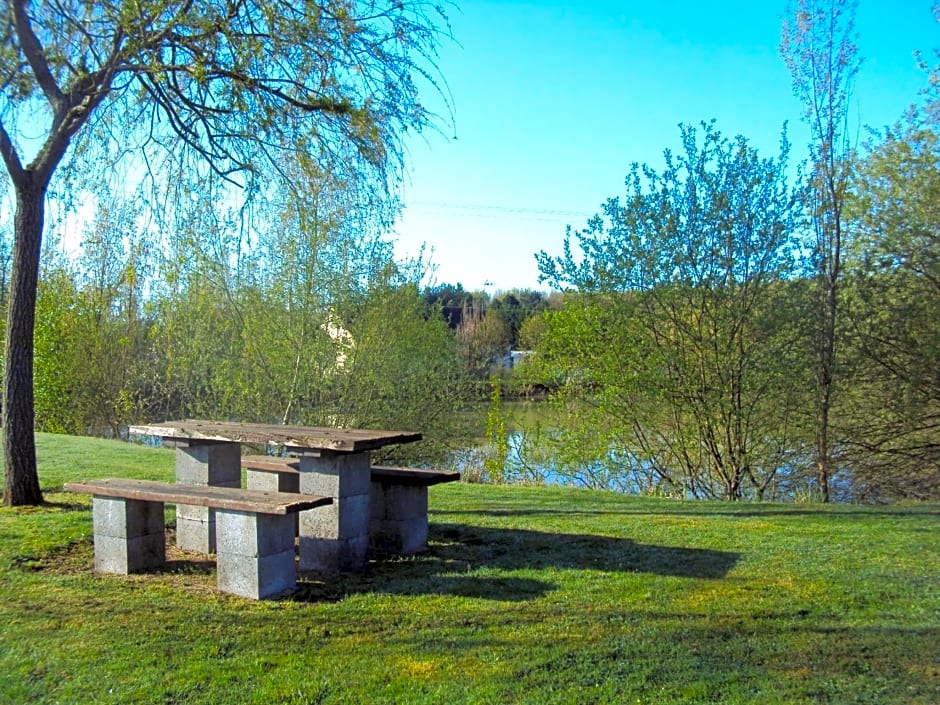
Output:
[331, 282, 471, 464]
[489, 289, 549, 348]
[423, 283, 482, 329]
[0, 0, 451, 505]
[456, 305, 512, 382]
[780, 0, 861, 502]
[33, 266, 81, 433]
[841, 106, 940, 499]
[537, 122, 807, 500]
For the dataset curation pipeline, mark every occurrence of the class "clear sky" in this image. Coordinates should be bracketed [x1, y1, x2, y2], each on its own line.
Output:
[391, 0, 939, 293]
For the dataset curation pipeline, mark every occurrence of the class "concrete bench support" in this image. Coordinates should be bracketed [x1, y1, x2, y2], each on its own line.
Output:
[215, 509, 298, 599]
[65, 479, 331, 600]
[92, 496, 166, 573]
[369, 467, 460, 555]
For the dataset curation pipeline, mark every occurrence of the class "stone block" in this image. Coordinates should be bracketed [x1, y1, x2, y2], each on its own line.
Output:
[372, 483, 428, 521]
[93, 497, 165, 539]
[299, 534, 369, 573]
[94, 532, 165, 574]
[246, 469, 299, 494]
[216, 547, 296, 600]
[175, 503, 210, 523]
[175, 443, 241, 486]
[370, 516, 429, 555]
[298, 453, 371, 497]
[175, 514, 215, 555]
[298, 493, 369, 540]
[369, 483, 385, 519]
[215, 510, 295, 557]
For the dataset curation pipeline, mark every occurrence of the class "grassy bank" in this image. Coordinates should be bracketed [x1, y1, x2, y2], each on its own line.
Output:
[1, 433, 938, 704]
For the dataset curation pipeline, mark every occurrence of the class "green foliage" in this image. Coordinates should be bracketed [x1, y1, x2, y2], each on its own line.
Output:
[456, 306, 512, 382]
[28, 160, 474, 457]
[33, 269, 81, 434]
[840, 109, 940, 499]
[483, 378, 509, 483]
[33, 199, 151, 436]
[1, 434, 938, 704]
[333, 283, 473, 464]
[536, 122, 811, 500]
[487, 290, 551, 349]
[780, 0, 862, 503]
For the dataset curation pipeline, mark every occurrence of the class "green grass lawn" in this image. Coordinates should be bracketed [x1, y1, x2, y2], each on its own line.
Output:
[1, 433, 938, 704]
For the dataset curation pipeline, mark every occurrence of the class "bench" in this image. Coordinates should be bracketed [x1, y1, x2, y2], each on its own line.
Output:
[241, 456, 460, 554]
[64, 478, 332, 600]
[369, 465, 460, 554]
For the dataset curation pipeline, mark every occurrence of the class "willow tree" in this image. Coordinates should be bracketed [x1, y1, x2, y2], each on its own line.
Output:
[0, 0, 451, 505]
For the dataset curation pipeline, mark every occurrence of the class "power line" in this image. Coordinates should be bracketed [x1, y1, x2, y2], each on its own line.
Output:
[405, 200, 593, 221]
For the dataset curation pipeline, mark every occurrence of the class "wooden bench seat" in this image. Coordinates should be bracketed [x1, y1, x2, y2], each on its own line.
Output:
[370, 466, 460, 486]
[240, 456, 460, 555]
[64, 478, 332, 600]
[240, 456, 459, 486]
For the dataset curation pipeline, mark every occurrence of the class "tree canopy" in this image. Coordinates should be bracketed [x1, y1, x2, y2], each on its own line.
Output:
[0, 0, 452, 505]
[535, 122, 806, 500]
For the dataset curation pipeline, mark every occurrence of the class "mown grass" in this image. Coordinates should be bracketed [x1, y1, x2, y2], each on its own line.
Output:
[1, 433, 938, 704]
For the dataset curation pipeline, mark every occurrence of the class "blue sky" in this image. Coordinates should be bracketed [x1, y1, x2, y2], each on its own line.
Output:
[391, 0, 939, 292]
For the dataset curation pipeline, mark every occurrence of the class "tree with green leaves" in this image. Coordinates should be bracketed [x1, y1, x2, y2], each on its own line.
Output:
[537, 122, 807, 500]
[33, 197, 151, 436]
[780, 0, 860, 502]
[0, 0, 450, 505]
[332, 281, 471, 464]
[841, 97, 940, 500]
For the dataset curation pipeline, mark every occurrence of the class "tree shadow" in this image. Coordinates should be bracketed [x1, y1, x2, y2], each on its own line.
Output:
[440, 505, 940, 519]
[292, 571, 554, 603]
[291, 522, 739, 603]
[430, 523, 739, 579]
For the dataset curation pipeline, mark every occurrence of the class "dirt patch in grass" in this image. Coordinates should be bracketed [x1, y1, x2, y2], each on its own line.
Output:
[23, 528, 221, 595]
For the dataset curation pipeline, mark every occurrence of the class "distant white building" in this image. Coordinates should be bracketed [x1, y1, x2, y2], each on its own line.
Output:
[322, 317, 353, 370]
[497, 350, 534, 370]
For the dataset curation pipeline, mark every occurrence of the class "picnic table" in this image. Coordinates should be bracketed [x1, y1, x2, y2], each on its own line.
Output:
[129, 419, 423, 573]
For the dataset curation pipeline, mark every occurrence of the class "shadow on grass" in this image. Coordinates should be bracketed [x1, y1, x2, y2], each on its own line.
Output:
[292, 571, 555, 603]
[440, 505, 940, 519]
[431, 523, 739, 579]
[291, 523, 739, 603]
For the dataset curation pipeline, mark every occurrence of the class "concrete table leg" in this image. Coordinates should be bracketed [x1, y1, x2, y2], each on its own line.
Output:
[297, 451, 371, 573]
[215, 509, 297, 600]
[92, 496, 166, 573]
[174, 442, 241, 554]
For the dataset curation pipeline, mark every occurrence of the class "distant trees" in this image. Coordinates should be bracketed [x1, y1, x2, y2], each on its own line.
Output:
[33, 198, 150, 436]
[30, 187, 472, 465]
[424, 284, 552, 382]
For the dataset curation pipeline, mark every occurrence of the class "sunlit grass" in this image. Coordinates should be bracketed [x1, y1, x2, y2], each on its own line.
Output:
[0, 433, 937, 703]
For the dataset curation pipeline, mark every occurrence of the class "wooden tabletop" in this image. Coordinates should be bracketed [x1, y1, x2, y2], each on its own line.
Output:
[128, 419, 422, 453]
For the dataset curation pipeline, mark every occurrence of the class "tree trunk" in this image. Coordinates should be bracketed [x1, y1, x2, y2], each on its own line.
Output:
[3, 180, 46, 506]
[815, 266, 837, 504]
